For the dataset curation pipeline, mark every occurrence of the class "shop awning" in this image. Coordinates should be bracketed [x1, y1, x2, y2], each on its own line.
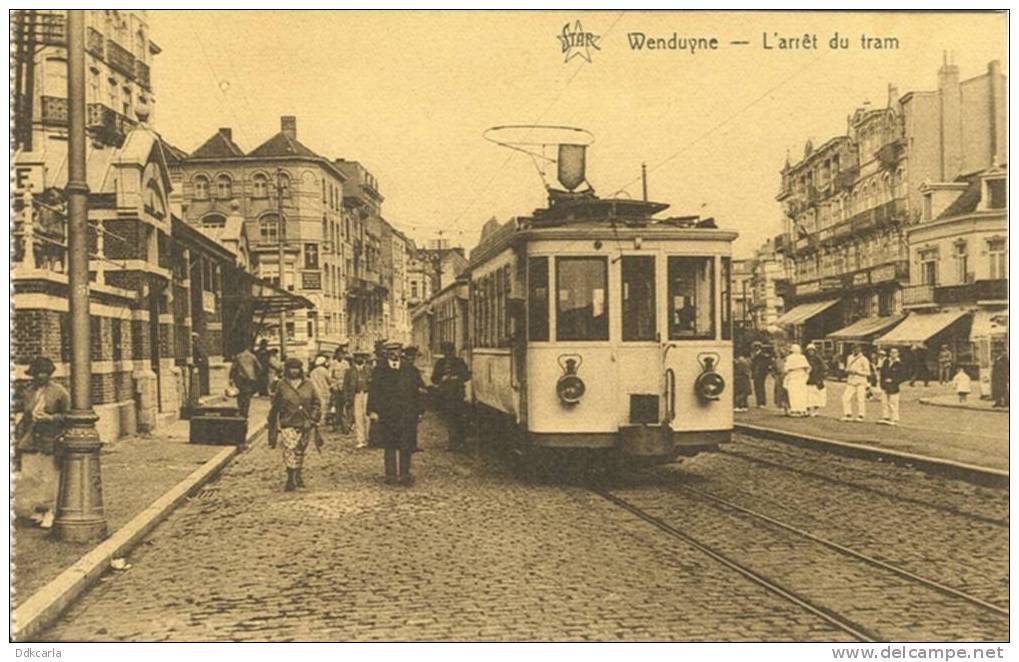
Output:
[970, 309, 1008, 340]
[874, 310, 969, 346]
[827, 315, 905, 341]
[774, 299, 840, 326]
[230, 270, 314, 316]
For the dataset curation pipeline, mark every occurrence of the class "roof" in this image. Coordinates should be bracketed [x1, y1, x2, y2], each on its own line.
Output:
[874, 310, 969, 346]
[248, 132, 320, 159]
[774, 299, 840, 326]
[171, 216, 236, 263]
[190, 130, 245, 159]
[202, 216, 247, 244]
[827, 315, 905, 341]
[937, 173, 983, 219]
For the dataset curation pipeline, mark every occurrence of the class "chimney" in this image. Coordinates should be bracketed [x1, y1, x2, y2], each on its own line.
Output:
[218, 127, 232, 142]
[886, 84, 899, 109]
[281, 116, 297, 140]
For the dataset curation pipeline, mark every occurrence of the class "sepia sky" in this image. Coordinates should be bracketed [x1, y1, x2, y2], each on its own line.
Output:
[151, 10, 1006, 257]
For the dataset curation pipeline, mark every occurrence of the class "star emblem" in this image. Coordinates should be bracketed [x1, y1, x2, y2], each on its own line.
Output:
[558, 20, 601, 64]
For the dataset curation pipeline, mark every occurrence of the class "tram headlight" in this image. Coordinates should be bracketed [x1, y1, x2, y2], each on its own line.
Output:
[556, 374, 586, 405]
[694, 355, 726, 402]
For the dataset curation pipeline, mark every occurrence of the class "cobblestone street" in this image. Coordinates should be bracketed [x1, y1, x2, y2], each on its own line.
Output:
[39, 406, 1007, 642]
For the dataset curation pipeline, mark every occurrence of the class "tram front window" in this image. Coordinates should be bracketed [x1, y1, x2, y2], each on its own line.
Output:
[556, 256, 609, 341]
[622, 256, 656, 341]
[668, 256, 715, 340]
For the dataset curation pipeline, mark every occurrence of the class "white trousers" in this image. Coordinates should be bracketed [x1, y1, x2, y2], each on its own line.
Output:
[353, 392, 370, 446]
[881, 391, 900, 422]
[842, 382, 868, 418]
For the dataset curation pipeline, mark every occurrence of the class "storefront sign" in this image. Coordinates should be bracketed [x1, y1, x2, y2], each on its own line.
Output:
[852, 271, 870, 287]
[302, 271, 322, 290]
[798, 280, 820, 294]
[202, 290, 216, 313]
[871, 264, 896, 283]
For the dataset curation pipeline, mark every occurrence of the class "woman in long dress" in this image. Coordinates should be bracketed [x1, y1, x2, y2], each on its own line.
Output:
[783, 344, 811, 417]
[805, 344, 828, 417]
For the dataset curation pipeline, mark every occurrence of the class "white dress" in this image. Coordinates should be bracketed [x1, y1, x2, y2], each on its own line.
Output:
[783, 353, 811, 414]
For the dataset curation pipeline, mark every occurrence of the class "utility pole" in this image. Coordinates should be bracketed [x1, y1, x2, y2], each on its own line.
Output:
[53, 9, 107, 542]
[641, 163, 648, 202]
[276, 168, 288, 360]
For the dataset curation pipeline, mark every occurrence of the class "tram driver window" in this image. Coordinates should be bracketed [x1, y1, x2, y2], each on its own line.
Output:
[528, 257, 549, 341]
[556, 257, 609, 341]
[622, 256, 656, 341]
[668, 256, 715, 340]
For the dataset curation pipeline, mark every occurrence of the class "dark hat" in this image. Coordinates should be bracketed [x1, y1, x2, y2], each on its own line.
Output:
[353, 351, 370, 358]
[383, 341, 403, 351]
[284, 358, 304, 371]
[28, 357, 56, 376]
[403, 345, 419, 355]
[440, 341, 455, 353]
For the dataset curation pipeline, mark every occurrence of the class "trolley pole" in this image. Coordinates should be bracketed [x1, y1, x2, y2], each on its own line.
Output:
[54, 9, 108, 542]
[276, 168, 288, 360]
[641, 162, 648, 202]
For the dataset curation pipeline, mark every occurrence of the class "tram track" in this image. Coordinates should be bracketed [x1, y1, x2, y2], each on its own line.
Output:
[593, 481, 1009, 641]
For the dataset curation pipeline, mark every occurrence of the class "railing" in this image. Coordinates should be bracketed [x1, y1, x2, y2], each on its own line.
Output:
[86, 103, 136, 147]
[937, 279, 1007, 304]
[40, 95, 68, 126]
[902, 284, 935, 306]
[86, 27, 104, 57]
[106, 40, 135, 77]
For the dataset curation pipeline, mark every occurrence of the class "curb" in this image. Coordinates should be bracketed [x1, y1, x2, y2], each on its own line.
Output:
[734, 422, 1008, 489]
[918, 398, 1009, 414]
[12, 421, 268, 642]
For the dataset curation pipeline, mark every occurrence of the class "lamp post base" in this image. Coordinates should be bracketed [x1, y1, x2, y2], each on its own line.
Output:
[53, 410, 108, 542]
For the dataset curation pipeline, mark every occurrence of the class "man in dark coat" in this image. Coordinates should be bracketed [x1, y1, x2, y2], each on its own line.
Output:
[991, 349, 1008, 407]
[878, 348, 907, 425]
[750, 342, 771, 407]
[733, 352, 752, 412]
[254, 339, 271, 396]
[431, 341, 471, 451]
[367, 342, 423, 485]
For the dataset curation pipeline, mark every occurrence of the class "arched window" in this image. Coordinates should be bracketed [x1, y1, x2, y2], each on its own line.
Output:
[216, 174, 233, 200]
[201, 213, 227, 228]
[252, 173, 268, 198]
[193, 175, 210, 199]
[259, 214, 280, 244]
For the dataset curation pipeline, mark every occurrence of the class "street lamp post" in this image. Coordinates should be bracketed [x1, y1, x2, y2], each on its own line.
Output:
[53, 9, 107, 542]
[276, 168, 288, 360]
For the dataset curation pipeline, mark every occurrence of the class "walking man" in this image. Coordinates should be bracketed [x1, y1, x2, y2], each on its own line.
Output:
[733, 351, 752, 412]
[750, 342, 771, 407]
[344, 351, 373, 448]
[878, 348, 906, 425]
[909, 343, 930, 387]
[842, 344, 871, 422]
[368, 342, 423, 485]
[403, 346, 428, 452]
[938, 344, 954, 384]
[329, 346, 351, 431]
[230, 345, 262, 417]
[431, 341, 470, 451]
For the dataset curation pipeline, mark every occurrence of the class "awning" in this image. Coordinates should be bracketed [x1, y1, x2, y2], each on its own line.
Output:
[970, 309, 1008, 340]
[774, 299, 840, 326]
[827, 315, 905, 341]
[229, 270, 314, 316]
[874, 310, 969, 346]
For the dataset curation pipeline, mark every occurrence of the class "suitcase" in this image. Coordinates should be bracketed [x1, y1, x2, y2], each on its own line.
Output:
[189, 407, 249, 445]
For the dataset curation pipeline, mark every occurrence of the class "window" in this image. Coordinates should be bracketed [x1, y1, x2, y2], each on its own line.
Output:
[305, 243, 319, 269]
[216, 174, 232, 200]
[108, 76, 118, 110]
[621, 256, 656, 341]
[986, 178, 1006, 209]
[919, 249, 938, 286]
[307, 312, 317, 338]
[122, 85, 132, 118]
[556, 257, 609, 341]
[954, 242, 969, 284]
[193, 175, 210, 199]
[89, 67, 100, 102]
[988, 239, 1007, 279]
[721, 257, 732, 341]
[668, 256, 715, 340]
[259, 214, 279, 243]
[252, 173, 268, 198]
[411, 281, 418, 299]
[201, 213, 226, 228]
[923, 193, 933, 221]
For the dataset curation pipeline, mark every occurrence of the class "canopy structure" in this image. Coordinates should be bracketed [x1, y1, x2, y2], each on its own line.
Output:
[774, 299, 840, 326]
[874, 310, 969, 346]
[827, 315, 905, 341]
[240, 272, 314, 317]
[969, 309, 1008, 340]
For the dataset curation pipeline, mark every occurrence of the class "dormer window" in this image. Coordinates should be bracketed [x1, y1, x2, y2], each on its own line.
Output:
[985, 177, 1006, 209]
[923, 192, 933, 221]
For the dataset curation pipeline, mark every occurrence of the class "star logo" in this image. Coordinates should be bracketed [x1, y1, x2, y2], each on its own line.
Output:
[557, 21, 601, 63]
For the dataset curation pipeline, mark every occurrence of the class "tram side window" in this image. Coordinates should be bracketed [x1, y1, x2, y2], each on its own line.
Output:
[556, 256, 609, 341]
[528, 257, 549, 341]
[668, 256, 715, 340]
[721, 257, 732, 341]
[621, 256, 657, 341]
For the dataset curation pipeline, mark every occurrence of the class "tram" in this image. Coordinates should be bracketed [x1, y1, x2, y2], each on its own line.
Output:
[439, 128, 737, 463]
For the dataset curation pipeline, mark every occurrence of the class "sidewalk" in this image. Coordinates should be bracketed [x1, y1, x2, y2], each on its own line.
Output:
[12, 397, 271, 610]
[919, 393, 1009, 414]
[736, 379, 1008, 473]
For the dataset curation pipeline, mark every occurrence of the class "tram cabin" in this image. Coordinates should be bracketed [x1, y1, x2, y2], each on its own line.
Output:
[467, 191, 737, 461]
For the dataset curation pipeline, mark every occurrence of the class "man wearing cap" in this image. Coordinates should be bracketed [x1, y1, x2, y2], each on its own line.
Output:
[14, 357, 71, 528]
[432, 341, 471, 451]
[343, 350, 374, 448]
[750, 342, 771, 408]
[403, 346, 428, 452]
[367, 342, 424, 485]
[229, 345, 262, 417]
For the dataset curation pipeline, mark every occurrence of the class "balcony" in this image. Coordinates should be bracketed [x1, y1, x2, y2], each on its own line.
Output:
[86, 27, 104, 57]
[106, 40, 136, 77]
[40, 95, 68, 126]
[847, 197, 907, 235]
[937, 279, 1007, 305]
[135, 60, 151, 90]
[86, 103, 135, 147]
[869, 259, 910, 284]
[876, 138, 906, 170]
[902, 284, 935, 306]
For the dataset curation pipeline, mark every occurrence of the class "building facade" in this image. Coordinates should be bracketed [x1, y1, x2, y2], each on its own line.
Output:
[748, 235, 792, 331]
[173, 117, 353, 361]
[776, 58, 1006, 349]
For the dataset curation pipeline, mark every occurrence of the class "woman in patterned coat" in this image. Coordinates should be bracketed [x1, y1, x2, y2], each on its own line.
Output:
[268, 358, 322, 491]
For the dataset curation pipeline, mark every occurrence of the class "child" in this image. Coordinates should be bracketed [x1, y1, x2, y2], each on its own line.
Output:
[952, 367, 972, 403]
